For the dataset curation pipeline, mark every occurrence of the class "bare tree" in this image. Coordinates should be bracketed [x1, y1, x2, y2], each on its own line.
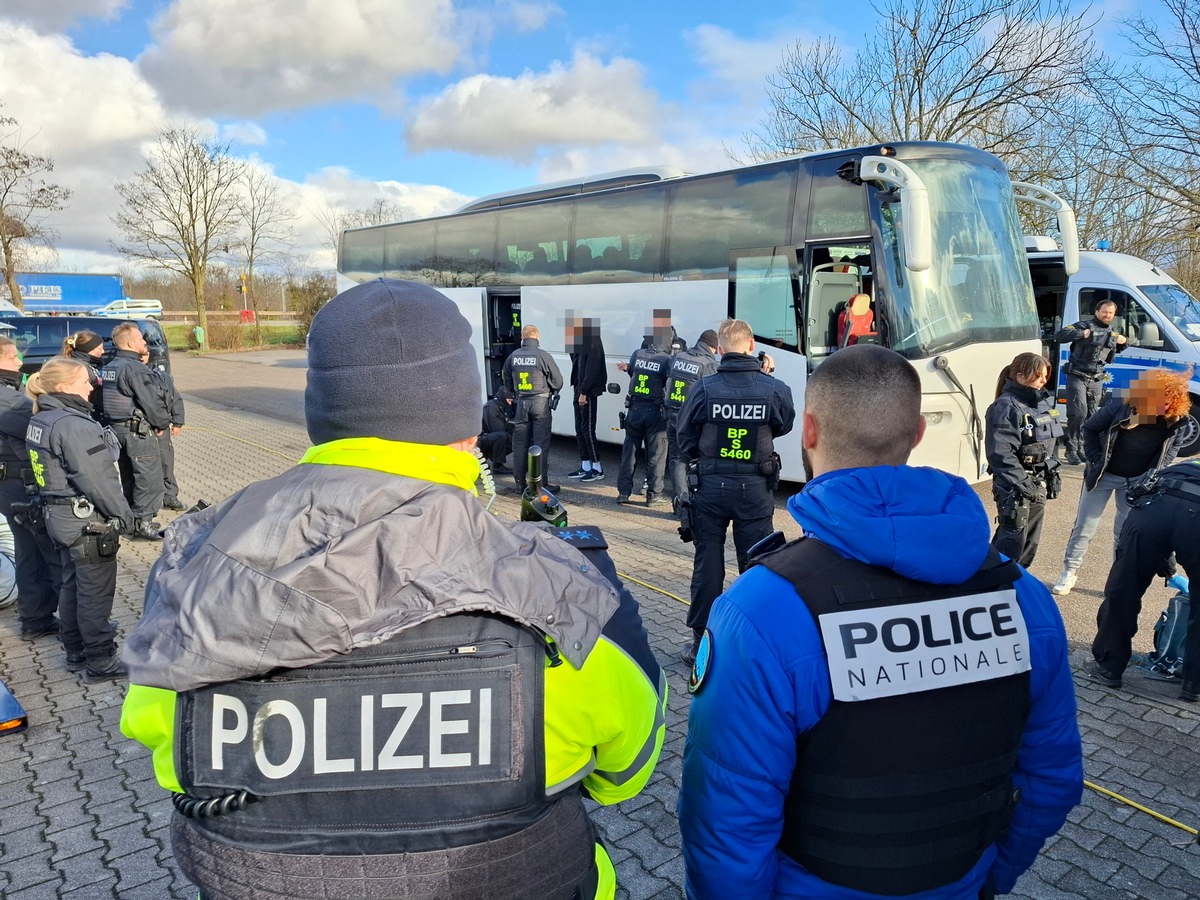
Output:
[312, 194, 412, 260]
[744, 0, 1100, 161]
[235, 165, 297, 324]
[112, 127, 245, 333]
[0, 110, 71, 309]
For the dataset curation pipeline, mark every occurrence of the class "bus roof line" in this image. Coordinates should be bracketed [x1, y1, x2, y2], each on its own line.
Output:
[456, 167, 690, 213]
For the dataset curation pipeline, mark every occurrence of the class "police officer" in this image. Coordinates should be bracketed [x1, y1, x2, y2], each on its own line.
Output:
[985, 352, 1064, 568]
[101, 322, 169, 538]
[478, 386, 515, 472]
[663, 329, 718, 502]
[1053, 298, 1127, 464]
[502, 324, 563, 492]
[675, 318, 794, 662]
[120, 280, 666, 900]
[1086, 459, 1200, 702]
[26, 358, 136, 680]
[153, 364, 186, 510]
[0, 336, 63, 640]
[615, 323, 672, 505]
[679, 344, 1083, 900]
[62, 330, 105, 416]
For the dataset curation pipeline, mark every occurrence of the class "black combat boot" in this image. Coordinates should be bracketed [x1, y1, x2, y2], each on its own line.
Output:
[132, 519, 164, 541]
[83, 654, 128, 683]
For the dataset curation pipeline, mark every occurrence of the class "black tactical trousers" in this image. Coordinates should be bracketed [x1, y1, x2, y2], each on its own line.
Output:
[573, 393, 599, 463]
[478, 430, 512, 469]
[618, 404, 667, 497]
[157, 428, 179, 503]
[687, 474, 775, 632]
[111, 423, 164, 519]
[512, 395, 553, 487]
[55, 538, 118, 662]
[990, 497, 1047, 569]
[1064, 373, 1103, 457]
[10, 515, 63, 630]
[1093, 492, 1200, 684]
[663, 408, 688, 501]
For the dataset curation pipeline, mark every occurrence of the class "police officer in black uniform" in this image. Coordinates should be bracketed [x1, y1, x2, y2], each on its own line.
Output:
[663, 329, 719, 503]
[675, 318, 795, 662]
[479, 386, 515, 472]
[985, 352, 1064, 568]
[26, 358, 137, 680]
[1087, 459, 1200, 702]
[616, 325, 672, 506]
[0, 336, 63, 639]
[154, 365, 186, 510]
[1053, 298, 1127, 464]
[502, 324, 563, 491]
[101, 322, 169, 538]
[63, 330, 106, 416]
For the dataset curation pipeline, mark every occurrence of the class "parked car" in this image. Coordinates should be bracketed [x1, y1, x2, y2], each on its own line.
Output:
[90, 298, 163, 319]
[10, 317, 170, 376]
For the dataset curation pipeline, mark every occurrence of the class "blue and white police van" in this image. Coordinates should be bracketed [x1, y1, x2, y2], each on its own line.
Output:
[1028, 239, 1200, 456]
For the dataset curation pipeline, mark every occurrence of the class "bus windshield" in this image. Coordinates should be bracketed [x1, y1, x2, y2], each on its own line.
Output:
[878, 158, 1038, 359]
[1140, 283, 1200, 342]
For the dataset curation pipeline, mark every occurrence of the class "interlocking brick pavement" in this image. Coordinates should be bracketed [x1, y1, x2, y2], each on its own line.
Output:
[0, 351, 1196, 899]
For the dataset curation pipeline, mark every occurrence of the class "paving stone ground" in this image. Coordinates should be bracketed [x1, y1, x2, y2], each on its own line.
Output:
[0, 351, 1196, 899]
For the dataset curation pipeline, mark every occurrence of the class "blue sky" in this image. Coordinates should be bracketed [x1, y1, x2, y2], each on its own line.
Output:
[0, 0, 1137, 272]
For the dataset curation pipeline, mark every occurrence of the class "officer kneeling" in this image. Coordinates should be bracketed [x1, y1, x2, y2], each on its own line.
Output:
[119, 279, 666, 900]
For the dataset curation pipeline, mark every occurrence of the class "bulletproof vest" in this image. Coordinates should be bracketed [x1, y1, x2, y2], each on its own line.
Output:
[1017, 396, 1064, 468]
[172, 612, 589, 873]
[759, 538, 1031, 896]
[664, 347, 717, 411]
[0, 387, 32, 467]
[1156, 460, 1200, 502]
[1067, 320, 1119, 376]
[627, 348, 670, 406]
[697, 373, 776, 473]
[100, 355, 138, 420]
[25, 408, 77, 497]
[510, 347, 549, 396]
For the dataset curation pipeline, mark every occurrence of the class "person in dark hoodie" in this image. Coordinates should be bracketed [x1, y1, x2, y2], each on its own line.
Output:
[61, 330, 105, 417]
[119, 279, 665, 900]
[0, 336, 63, 640]
[984, 352, 1064, 567]
[566, 314, 607, 482]
[679, 344, 1082, 900]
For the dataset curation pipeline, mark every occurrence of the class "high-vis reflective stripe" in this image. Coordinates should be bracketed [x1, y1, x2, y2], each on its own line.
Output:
[119, 685, 182, 793]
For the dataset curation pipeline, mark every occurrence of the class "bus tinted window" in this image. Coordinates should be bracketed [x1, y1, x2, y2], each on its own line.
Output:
[809, 156, 870, 237]
[433, 213, 499, 285]
[498, 201, 571, 284]
[572, 187, 666, 282]
[341, 228, 385, 281]
[666, 166, 796, 278]
[385, 223, 433, 277]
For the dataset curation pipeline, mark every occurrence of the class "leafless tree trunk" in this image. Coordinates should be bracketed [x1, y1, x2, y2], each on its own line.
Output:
[311, 194, 411, 264]
[112, 127, 245, 334]
[0, 110, 71, 310]
[237, 165, 297, 338]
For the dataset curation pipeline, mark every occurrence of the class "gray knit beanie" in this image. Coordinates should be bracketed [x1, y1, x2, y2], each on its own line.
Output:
[305, 279, 481, 446]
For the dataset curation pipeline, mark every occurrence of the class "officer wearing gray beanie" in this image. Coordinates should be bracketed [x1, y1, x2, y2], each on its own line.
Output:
[123, 276, 667, 900]
[664, 329, 720, 501]
[306, 279, 482, 446]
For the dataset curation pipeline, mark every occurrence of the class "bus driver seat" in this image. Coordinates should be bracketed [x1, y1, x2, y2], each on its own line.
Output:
[837, 293, 875, 348]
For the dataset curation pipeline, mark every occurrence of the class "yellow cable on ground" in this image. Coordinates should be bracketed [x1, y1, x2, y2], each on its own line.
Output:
[617, 572, 690, 606]
[1085, 779, 1199, 841]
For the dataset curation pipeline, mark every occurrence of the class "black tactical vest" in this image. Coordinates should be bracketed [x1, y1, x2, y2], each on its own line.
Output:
[100, 355, 138, 420]
[510, 348, 549, 396]
[759, 538, 1031, 896]
[1066, 320, 1119, 377]
[664, 347, 717, 412]
[26, 407, 78, 498]
[697, 374, 775, 474]
[627, 348, 670, 406]
[1018, 397, 1064, 468]
[172, 612, 595, 899]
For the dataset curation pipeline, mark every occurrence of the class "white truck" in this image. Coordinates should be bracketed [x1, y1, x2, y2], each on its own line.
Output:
[1027, 240, 1200, 456]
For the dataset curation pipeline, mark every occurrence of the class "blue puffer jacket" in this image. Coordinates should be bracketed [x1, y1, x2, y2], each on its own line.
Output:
[679, 465, 1083, 900]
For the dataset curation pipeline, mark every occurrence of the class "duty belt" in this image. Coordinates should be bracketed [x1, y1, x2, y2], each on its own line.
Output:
[699, 460, 760, 476]
[41, 496, 81, 505]
[1159, 478, 1200, 502]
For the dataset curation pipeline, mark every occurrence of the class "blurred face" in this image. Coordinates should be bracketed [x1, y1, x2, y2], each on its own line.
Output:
[0, 343, 21, 373]
[1094, 303, 1116, 325]
[1126, 378, 1170, 416]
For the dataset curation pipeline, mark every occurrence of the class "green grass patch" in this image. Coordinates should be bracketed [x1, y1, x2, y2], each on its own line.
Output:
[164, 323, 301, 351]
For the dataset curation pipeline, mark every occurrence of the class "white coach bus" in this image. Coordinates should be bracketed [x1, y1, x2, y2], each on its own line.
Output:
[338, 142, 1078, 483]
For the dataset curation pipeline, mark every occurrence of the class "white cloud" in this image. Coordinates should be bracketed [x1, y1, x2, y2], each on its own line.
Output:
[685, 24, 787, 106]
[0, 0, 128, 32]
[220, 121, 268, 146]
[504, 1, 562, 33]
[406, 51, 662, 160]
[138, 0, 466, 117]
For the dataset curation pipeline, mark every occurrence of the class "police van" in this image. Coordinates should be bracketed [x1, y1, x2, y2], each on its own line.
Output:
[90, 298, 163, 319]
[1027, 240, 1200, 456]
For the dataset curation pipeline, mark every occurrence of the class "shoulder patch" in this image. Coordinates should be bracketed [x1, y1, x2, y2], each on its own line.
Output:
[550, 526, 608, 550]
[688, 629, 713, 694]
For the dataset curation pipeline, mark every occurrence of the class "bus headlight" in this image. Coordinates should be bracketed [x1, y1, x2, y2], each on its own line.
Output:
[923, 411, 948, 427]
